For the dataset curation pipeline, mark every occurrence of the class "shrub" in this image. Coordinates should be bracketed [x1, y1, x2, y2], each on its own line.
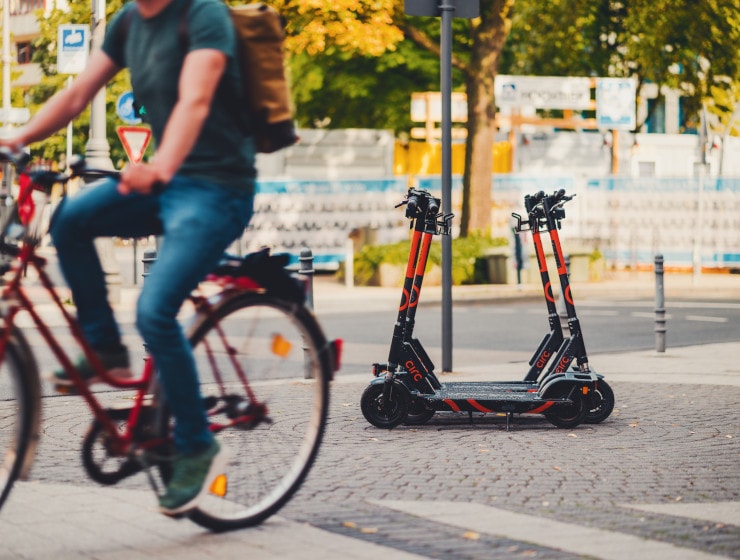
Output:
[353, 233, 508, 286]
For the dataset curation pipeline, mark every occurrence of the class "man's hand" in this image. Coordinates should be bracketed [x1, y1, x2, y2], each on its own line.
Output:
[118, 162, 170, 195]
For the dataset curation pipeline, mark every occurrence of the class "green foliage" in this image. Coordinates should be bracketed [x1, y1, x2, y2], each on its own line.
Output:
[353, 233, 508, 286]
[24, 0, 148, 167]
[288, 15, 466, 133]
[501, 0, 740, 131]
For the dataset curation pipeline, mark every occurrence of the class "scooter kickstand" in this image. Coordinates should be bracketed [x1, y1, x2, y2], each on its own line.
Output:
[506, 412, 513, 432]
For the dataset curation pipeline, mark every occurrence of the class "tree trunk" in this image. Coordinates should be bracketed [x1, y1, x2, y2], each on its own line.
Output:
[461, 0, 514, 237]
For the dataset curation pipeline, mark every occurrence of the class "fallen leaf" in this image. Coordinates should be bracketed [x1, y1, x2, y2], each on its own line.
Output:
[342, 521, 357, 529]
[552, 466, 562, 471]
[463, 531, 480, 540]
[360, 527, 378, 534]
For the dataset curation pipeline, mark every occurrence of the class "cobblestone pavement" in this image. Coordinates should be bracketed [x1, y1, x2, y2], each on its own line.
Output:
[0, 271, 738, 559]
[6, 367, 736, 559]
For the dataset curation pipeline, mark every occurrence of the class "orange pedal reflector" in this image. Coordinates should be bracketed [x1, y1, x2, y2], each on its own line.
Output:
[271, 333, 292, 357]
[209, 474, 228, 497]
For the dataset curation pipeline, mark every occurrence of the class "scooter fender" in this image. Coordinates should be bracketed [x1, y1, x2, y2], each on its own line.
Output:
[539, 375, 588, 401]
[366, 371, 419, 394]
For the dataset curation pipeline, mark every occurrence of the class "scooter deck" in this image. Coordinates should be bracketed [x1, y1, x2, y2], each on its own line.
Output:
[424, 382, 572, 415]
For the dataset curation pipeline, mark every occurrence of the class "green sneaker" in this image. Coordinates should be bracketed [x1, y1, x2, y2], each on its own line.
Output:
[52, 347, 132, 392]
[159, 439, 229, 516]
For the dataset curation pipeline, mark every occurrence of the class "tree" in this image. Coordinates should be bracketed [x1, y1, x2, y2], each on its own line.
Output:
[26, 0, 133, 167]
[279, 0, 515, 237]
[457, 1, 514, 236]
[501, 0, 740, 132]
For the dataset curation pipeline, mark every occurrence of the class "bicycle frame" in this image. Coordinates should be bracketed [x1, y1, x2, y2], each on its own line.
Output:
[0, 221, 267, 466]
[0, 239, 158, 453]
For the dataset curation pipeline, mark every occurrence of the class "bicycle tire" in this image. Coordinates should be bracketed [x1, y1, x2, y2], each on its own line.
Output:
[0, 328, 42, 512]
[176, 291, 332, 532]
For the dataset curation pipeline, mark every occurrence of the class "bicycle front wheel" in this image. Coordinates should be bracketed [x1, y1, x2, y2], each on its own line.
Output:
[184, 292, 332, 532]
[0, 329, 41, 512]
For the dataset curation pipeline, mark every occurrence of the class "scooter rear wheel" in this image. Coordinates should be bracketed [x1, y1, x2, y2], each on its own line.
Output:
[361, 382, 410, 429]
[544, 387, 587, 429]
[585, 380, 615, 424]
[403, 397, 435, 425]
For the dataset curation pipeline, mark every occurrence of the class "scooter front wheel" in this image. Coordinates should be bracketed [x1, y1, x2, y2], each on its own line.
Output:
[544, 386, 587, 429]
[585, 380, 615, 424]
[361, 382, 410, 429]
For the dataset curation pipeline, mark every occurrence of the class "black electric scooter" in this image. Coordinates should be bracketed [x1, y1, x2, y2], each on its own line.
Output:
[360, 188, 602, 430]
[517, 190, 615, 423]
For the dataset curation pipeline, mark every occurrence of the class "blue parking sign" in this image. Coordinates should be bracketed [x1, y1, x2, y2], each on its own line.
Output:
[116, 91, 142, 125]
[57, 24, 90, 74]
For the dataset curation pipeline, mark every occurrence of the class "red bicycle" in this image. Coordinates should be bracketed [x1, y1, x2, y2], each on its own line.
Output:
[0, 147, 340, 531]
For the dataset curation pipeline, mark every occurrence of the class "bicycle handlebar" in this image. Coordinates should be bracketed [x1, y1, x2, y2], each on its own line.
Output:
[1, 147, 121, 194]
[0, 146, 31, 171]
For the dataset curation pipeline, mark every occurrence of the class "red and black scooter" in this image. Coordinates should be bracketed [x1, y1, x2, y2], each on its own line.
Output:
[360, 188, 613, 429]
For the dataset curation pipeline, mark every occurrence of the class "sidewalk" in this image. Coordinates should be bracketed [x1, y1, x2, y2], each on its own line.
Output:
[1, 266, 737, 560]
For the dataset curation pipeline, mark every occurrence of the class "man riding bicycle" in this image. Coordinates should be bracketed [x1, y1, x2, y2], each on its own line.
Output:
[0, 0, 255, 516]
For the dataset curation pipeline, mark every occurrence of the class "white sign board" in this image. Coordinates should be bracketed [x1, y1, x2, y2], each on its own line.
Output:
[495, 75, 592, 110]
[411, 92, 468, 123]
[596, 78, 636, 130]
[57, 24, 90, 75]
[0, 107, 31, 125]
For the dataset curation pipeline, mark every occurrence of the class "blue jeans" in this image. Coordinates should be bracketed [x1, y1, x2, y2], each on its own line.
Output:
[49, 175, 254, 455]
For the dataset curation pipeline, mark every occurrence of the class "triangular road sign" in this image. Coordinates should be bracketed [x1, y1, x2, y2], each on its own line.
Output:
[117, 126, 152, 164]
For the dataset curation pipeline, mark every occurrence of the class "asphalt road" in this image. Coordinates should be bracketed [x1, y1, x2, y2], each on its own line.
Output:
[318, 297, 740, 358]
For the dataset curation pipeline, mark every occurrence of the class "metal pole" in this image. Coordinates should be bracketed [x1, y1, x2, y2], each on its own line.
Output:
[85, 0, 112, 170]
[1, 0, 13, 199]
[654, 254, 666, 353]
[65, 76, 73, 169]
[1, 0, 10, 129]
[440, 1, 453, 373]
[86, 0, 122, 303]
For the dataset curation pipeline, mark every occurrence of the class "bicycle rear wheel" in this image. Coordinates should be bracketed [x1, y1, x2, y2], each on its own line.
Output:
[182, 292, 332, 532]
[0, 329, 41, 511]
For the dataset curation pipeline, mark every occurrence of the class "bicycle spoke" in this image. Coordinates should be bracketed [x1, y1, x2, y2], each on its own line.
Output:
[182, 293, 330, 531]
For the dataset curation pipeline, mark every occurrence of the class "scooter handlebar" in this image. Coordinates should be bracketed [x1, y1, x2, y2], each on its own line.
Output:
[398, 188, 441, 219]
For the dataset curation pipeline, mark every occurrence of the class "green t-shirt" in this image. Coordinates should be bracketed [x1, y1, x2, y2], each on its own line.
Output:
[103, 0, 256, 193]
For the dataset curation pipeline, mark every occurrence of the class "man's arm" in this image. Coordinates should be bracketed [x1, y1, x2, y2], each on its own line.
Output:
[118, 49, 227, 195]
[1, 50, 120, 148]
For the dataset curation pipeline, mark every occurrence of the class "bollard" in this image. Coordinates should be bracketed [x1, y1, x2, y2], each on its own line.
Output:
[142, 249, 157, 280]
[654, 254, 666, 352]
[298, 249, 315, 379]
[298, 248, 315, 311]
[344, 237, 354, 289]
